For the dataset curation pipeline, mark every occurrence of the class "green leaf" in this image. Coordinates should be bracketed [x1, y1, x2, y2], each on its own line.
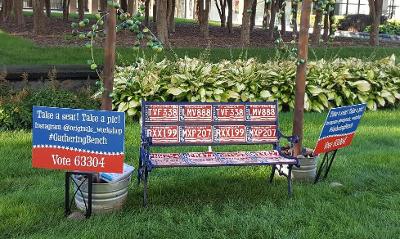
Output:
[352, 80, 371, 92]
[167, 88, 185, 96]
[117, 102, 128, 112]
[318, 94, 329, 108]
[367, 100, 377, 110]
[260, 90, 271, 99]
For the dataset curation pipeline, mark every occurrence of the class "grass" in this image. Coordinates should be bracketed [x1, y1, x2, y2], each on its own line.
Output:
[1, 30, 400, 65]
[1, 110, 400, 238]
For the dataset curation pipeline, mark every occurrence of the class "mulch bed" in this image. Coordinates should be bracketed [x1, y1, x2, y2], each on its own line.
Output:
[1, 16, 400, 48]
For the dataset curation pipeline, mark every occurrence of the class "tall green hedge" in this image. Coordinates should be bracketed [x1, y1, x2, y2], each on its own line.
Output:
[112, 56, 400, 117]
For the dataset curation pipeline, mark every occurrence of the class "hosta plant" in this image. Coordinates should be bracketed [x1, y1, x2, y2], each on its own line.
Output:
[111, 55, 400, 118]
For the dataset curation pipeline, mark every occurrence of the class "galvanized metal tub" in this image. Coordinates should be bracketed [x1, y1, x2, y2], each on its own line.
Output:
[292, 155, 317, 182]
[74, 174, 131, 214]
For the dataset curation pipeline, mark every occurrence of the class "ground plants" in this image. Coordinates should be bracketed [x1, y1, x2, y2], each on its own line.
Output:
[0, 86, 100, 130]
[365, 20, 400, 36]
[111, 56, 400, 117]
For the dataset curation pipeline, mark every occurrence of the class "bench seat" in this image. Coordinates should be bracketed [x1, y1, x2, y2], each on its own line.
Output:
[149, 150, 297, 168]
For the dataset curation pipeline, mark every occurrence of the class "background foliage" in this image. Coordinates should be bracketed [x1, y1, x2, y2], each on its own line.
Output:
[0, 83, 100, 130]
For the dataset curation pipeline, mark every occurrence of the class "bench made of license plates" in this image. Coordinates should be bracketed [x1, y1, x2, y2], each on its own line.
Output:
[138, 101, 299, 206]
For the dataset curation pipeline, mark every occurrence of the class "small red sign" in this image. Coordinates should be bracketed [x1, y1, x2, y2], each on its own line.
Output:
[247, 105, 277, 121]
[145, 105, 179, 122]
[213, 125, 246, 143]
[215, 105, 245, 121]
[146, 126, 179, 144]
[247, 125, 278, 143]
[180, 105, 213, 121]
[181, 126, 213, 143]
[32, 146, 124, 173]
[314, 134, 355, 155]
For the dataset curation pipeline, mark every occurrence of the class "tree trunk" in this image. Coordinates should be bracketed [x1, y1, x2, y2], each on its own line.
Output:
[279, 0, 285, 34]
[33, 0, 46, 35]
[291, 0, 298, 34]
[78, 0, 84, 20]
[120, 0, 128, 11]
[102, 4, 116, 111]
[45, 0, 51, 17]
[153, 3, 157, 22]
[100, 0, 107, 11]
[250, 0, 257, 31]
[292, 0, 312, 156]
[215, 0, 227, 28]
[128, 0, 135, 15]
[144, 0, 150, 24]
[62, 0, 70, 20]
[227, 0, 233, 33]
[312, 9, 323, 44]
[13, 0, 25, 26]
[267, 0, 278, 40]
[167, 0, 176, 32]
[322, 10, 329, 42]
[1, 0, 13, 23]
[368, 0, 383, 46]
[197, 0, 211, 38]
[262, 2, 271, 29]
[156, 0, 169, 46]
[241, 0, 252, 46]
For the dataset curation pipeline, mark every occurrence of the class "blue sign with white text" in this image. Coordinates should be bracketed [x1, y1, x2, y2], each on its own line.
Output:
[314, 104, 366, 154]
[32, 106, 125, 173]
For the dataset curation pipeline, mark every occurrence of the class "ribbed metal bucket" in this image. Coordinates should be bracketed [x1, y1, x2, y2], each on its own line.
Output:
[292, 155, 318, 182]
[74, 175, 131, 214]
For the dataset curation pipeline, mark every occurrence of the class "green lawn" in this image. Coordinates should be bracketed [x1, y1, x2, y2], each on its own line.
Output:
[1, 110, 400, 238]
[1, 31, 400, 65]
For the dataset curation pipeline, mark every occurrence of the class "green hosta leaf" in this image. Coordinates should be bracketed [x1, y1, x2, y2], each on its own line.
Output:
[352, 80, 371, 92]
[127, 108, 137, 116]
[128, 100, 140, 108]
[260, 90, 271, 99]
[167, 87, 185, 96]
[357, 94, 368, 103]
[308, 85, 324, 96]
[376, 96, 386, 107]
[117, 102, 129, 112]
[304, 93, 311, 111]
[334, 95, 343, 106]
[318, 94, 329, 108]
[227, 90, 240, 100]
[213, 89, 224, 95]
[199, 88, 206, 97]
[367, 100, 377, 110]
[366, 70, 375, 81]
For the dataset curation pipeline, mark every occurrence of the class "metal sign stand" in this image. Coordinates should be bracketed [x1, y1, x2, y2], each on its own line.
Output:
[65, 172, 93, 218]
[314, 149, 338, 184]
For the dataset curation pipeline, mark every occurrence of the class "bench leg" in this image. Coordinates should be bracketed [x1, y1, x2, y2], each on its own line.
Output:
[143, 167, 149, 207]
[287, 165, 293, 198]
[269, 165, 276, 183]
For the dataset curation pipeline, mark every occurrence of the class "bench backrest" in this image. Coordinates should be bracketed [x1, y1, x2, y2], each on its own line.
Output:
[141, 101, 280, 146]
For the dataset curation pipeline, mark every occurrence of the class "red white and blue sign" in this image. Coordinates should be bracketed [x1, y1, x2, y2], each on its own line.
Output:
[32, 106, 125, 173]
[314, 104, 366, 155]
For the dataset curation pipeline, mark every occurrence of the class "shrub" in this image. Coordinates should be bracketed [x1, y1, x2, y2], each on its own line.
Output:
[0, 86, 100, 131]
[111, 56, 400, 118]
[364, 21, 400, 36]
[338, 14, 387, 32]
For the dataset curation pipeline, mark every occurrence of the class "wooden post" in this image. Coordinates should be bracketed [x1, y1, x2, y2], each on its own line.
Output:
[292, 0, 312, 156]
[102, 5, 116, 111]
